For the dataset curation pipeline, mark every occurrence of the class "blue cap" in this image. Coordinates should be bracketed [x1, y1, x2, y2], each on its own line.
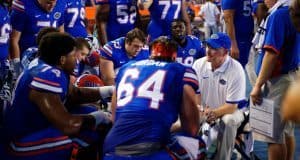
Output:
[205, 32, 231, 50]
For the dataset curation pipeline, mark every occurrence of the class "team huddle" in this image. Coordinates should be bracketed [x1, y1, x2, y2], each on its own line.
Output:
[0, 0, 299, 159]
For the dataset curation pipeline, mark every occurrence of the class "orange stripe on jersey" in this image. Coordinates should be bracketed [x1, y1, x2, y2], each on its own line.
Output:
[33, 77, 60, 87]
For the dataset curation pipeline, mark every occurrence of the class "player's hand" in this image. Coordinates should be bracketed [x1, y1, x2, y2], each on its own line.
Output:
[206, 110, 217, 124]
[85, 51, 100, 67]
[230, 44, 240, 60]
[250, 85, 263, 105]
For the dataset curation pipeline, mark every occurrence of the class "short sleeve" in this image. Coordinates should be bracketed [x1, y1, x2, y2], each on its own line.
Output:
[221, 0, 236, 10]
[263, 11, 287, 54]
[226, 64, 246, 103]
[182, 67, 199, 93]
[30, 68, 68, 94]
[11, 0, 27, 32]
[99, 43, 114, 61]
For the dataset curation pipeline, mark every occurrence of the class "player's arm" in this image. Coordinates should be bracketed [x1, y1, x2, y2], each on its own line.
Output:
[67, 83, 114, 105]
[9, 29, 21, 60]
[10, 0, 25, 61]
[223, 9, 239, 59]
[181, 0, 192, 35]
[9, 29, 22, 79]
[29, 89, 110, 135]
[100, 57, 115, 85]
[95, 4, 110, 46]
[179, 85, 200, 136]
[251, 50, 277, 105]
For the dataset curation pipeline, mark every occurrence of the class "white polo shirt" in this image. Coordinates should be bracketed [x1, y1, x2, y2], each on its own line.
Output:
[192, 56, 246, 109]
[199, 2, 220, 26]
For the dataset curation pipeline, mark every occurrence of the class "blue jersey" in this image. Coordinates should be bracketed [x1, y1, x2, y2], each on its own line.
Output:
[259, 6, 300, 78]
[221, 0, 254, 40]
[0, 5, 11, 61]
[104, 59, 199, 153]
[11, 0, 66, 53]
[65, 0, 87, 37]
[4, 58, 69, 140]
[95, 0, 137, 41]
[100, 37, 149, 70]
[175, 35, 205, 67]
[148, 0, 183, 41]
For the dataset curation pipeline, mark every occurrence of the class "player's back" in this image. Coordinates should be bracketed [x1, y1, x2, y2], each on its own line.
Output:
[0, 5, 11, 60]
[11, 0, 66, 53]
[4, 58, 69, 140]
[64, 0, 87, 37]
[104, 59, 196, 153]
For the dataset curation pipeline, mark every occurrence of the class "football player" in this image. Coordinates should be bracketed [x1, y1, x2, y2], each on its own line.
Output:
[103, 36, 199, 159]
[10, 0, 66, 78]
[3, 33, 113, 160]
[95, 0, 137, 45]
[99, 28, 149, 85]
[64, 0, 88, 38]
[138, 0, 191, 42]
[171, 19, 205, 67]
[221, 0, 254, 67]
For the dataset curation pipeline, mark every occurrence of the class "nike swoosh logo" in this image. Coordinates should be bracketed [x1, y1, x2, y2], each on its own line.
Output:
[203, 76, 209, 79]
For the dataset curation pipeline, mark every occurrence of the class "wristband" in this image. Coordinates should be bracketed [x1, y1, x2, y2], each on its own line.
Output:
[98, 86, 114, 99]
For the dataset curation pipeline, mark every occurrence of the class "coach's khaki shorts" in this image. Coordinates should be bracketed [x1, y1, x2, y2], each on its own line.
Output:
[253, 71, 296, 144]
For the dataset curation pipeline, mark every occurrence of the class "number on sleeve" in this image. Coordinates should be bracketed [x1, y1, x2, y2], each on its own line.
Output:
[117, 69, 166, 109]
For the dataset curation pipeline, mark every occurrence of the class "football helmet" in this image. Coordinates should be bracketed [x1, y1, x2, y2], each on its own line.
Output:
[75, 74, 104, 87]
